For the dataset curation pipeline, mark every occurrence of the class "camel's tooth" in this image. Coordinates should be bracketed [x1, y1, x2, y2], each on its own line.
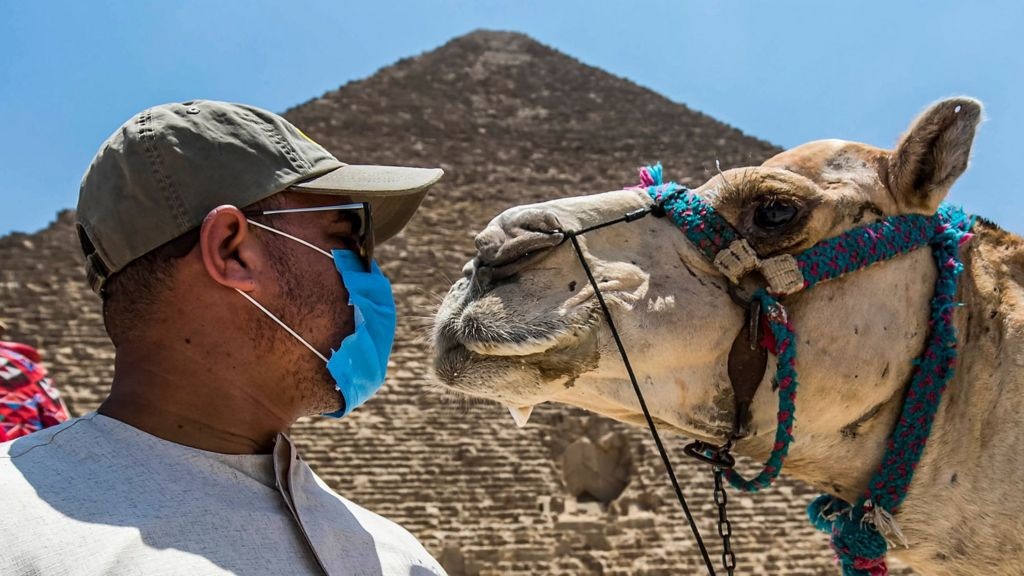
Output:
[507, 405, 534, 428]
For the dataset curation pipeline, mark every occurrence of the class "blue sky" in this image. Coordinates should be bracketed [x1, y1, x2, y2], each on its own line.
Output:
[2, 0, 1021, 236]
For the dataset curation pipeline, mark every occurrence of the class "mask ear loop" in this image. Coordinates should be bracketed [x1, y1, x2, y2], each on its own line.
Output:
[235, 289, 329, 364]
[233, 218, 334, 364]
[246, 219, 333, 259]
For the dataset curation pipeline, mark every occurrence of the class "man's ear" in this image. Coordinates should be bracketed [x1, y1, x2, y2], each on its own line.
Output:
[887, 97, 982, 215]
[199, 206, 258, 291]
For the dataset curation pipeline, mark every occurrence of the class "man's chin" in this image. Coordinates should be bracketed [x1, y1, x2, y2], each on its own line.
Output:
[316, 391, 347, 418]
[298, 379, 347, 419]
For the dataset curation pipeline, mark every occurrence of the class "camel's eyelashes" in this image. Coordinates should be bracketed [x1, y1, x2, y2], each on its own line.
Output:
[753, 199, 799, 229]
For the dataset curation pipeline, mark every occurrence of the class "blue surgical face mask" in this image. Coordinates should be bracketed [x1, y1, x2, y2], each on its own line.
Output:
[236, 220, 397, 417]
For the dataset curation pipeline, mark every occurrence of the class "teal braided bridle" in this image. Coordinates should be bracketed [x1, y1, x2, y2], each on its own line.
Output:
[635, 163, 975, 575]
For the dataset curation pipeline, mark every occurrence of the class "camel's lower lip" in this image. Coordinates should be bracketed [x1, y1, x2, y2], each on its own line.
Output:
[432, 318, 602, 403]
[431, 340, 544, 404]
[434, 338, 588, 384]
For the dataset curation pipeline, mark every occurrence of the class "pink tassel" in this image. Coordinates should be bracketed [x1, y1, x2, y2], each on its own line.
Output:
[638, 167, 655, 187]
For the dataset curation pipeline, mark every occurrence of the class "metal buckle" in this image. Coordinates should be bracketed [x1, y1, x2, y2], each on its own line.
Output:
[683, 440, 736, 469]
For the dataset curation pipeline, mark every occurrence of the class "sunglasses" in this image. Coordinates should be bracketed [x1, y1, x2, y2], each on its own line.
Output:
[244, 202, 374, 271]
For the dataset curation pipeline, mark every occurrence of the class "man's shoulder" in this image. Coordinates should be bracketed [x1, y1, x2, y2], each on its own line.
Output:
[0, 415, 101, 506]
[0, 415, 106, 545]
[0, 414, 95, 462]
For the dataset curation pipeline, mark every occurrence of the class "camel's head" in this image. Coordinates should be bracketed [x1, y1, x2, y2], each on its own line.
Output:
[433, 98, 982, 452]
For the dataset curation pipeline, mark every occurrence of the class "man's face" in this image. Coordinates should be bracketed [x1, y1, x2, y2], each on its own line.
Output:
[248, 191, 365, 415]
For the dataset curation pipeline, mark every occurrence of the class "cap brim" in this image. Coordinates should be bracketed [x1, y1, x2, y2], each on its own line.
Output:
[290, 164, 443, 244]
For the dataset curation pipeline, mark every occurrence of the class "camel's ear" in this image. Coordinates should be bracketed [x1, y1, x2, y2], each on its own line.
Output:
[887, 97, 982, 214]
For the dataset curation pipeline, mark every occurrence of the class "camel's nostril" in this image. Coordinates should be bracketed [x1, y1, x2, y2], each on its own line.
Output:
[474, 227, 507, 263]
[469, 208, 566, 284]
[476, 231, 563, 281]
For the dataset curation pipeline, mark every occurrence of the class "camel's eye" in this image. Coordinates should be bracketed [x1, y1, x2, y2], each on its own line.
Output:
[754, 198, 798, 229]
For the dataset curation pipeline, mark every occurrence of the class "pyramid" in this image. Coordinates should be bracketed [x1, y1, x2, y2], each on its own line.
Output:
[0, 30, 913, 575]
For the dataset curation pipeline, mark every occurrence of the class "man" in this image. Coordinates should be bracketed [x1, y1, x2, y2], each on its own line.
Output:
[0, 320, 70, 441]
[0, 100, 447, 575]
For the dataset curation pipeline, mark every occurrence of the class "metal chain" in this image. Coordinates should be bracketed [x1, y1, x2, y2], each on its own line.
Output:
[713, 466, 737, 575]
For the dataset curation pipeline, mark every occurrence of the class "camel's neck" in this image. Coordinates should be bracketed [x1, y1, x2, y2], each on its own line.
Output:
[764, 222, 1024, 574]
[886, 223, 1024, 573]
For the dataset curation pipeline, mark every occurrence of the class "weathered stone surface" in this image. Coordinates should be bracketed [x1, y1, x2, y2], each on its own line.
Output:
[0, 30, 914, 575]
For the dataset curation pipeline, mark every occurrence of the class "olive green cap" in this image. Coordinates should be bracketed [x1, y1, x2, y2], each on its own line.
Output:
[77, 99, 443, 294]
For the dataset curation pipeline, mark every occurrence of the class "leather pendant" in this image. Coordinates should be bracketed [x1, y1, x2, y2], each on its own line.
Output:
[727, 306, 768, 438]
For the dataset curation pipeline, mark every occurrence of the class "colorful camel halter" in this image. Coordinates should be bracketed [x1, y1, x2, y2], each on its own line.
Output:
[632, 163, 973, 575]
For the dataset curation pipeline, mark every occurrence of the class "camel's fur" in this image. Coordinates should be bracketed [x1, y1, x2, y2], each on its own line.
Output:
[433, 98, 1024, 575]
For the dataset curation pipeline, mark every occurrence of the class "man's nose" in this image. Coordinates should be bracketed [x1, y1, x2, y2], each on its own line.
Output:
[467, 208, 564, 284]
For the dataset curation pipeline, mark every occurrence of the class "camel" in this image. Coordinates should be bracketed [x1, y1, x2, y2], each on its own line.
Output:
[432, 97, 1024, 575]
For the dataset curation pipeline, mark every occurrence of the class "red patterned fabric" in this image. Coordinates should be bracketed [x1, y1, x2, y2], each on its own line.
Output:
[0, 342, 70, 442]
